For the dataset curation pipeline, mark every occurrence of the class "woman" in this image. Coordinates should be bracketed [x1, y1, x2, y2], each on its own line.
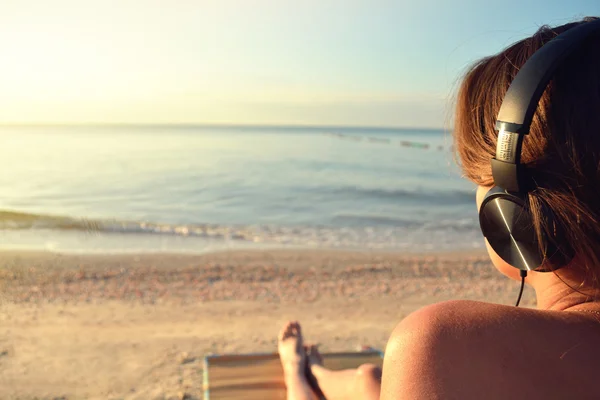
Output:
[278, 16, 600, 400]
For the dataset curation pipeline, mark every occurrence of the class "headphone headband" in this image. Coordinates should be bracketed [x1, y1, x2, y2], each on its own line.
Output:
[493, 19, 600, 193]
[479, 18, 598, 273]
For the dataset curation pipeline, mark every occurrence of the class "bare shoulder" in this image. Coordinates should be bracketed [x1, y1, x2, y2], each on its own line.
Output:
[380, 300, 511, 398]
[381, 300, 600, 400]
[394, 299, 507, 331]
[388, 299, 516, 346]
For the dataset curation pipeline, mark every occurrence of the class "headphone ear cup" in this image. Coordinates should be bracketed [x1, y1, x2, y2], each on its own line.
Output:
[479, 187, 543, 271]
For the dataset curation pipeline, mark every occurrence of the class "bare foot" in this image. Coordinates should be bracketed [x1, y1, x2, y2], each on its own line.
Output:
[278, 321, 318, 399]
[278, 321, 306, 374]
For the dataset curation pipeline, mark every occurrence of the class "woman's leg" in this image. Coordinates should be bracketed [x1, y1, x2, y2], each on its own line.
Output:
[308, 345, 381, 400]
[278, 321, 318, 400]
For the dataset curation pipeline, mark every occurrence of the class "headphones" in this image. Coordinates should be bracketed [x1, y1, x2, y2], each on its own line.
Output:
[479, 19, 600, 273]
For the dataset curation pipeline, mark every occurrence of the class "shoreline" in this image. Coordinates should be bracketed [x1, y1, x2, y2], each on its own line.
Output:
[0, 243, 487, 257]
[0, 234, 486, 257]
[0, 247, 532, 400]
[0, 246, 489, 258]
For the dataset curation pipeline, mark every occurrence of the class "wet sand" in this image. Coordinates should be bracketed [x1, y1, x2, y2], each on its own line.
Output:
[0, 249, 534, 399]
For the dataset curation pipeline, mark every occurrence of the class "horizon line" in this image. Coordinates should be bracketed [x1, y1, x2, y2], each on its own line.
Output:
[0, 122, 448, 131]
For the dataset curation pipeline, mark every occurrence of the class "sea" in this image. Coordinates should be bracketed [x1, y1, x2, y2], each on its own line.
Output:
[0, 125, 484, 254]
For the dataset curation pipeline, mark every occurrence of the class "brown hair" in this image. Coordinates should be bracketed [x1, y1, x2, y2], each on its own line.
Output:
[454, 17, 600, 288]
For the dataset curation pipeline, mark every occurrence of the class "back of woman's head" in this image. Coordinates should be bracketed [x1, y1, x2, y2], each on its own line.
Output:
[454, 17, 600, 288]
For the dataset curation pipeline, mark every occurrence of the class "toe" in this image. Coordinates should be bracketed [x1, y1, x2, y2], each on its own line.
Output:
[291, 321, 302, 336]
[279, 321, 294, 341]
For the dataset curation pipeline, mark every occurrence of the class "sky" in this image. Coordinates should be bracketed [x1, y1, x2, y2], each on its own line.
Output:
[0, 0, 598, 128]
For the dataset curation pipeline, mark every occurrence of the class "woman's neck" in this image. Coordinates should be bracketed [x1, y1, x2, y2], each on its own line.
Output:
[528, 267, 600, 311]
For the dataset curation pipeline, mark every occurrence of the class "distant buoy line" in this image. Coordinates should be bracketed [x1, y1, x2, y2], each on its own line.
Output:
[325, 132, 453, 151]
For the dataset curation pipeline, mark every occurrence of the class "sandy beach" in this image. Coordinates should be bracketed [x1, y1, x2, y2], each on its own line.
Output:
[0, 249, 535, 399]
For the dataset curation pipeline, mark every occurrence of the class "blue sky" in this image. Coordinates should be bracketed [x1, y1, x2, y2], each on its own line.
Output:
[0, 0, 598, 127]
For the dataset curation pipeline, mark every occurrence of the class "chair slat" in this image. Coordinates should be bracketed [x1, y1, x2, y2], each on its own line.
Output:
[204, 351, 383, 400]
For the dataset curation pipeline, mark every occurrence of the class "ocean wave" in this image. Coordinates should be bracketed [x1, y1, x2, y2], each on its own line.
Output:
[331, 213, 418, 227]
[326, 186, 474, 204]
[0, 209, 482, 251]
[0, 210, 254, 240]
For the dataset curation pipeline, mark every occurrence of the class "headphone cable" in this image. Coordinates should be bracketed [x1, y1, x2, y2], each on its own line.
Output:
[515, 270, 528, 307]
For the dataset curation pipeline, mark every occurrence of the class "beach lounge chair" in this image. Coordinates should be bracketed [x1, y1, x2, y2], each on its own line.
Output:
[203, 349, 383, 399]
